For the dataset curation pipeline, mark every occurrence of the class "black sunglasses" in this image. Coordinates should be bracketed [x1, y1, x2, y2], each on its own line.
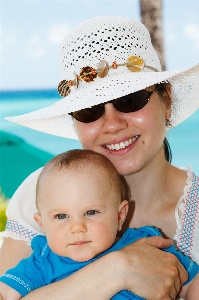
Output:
[70, 86, 161, 123]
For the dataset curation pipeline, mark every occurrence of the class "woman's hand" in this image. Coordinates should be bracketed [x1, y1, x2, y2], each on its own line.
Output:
[117, 236, 188, 300]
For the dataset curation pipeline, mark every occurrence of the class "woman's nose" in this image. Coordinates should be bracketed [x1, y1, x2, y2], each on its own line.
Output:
[70, 219, 87, 234]
[101, 103, 128, 134]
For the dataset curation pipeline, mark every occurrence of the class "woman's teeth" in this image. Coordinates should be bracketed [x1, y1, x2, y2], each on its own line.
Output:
[105, 136, 139, 150]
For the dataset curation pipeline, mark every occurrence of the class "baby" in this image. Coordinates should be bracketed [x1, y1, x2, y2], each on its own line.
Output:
[0, 149, 199, 299]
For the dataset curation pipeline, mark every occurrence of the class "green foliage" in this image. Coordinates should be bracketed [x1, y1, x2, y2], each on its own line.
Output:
[0, 189, 9, 232]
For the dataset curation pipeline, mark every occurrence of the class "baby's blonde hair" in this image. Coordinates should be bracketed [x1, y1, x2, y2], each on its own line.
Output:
[36, 149, 126, 208]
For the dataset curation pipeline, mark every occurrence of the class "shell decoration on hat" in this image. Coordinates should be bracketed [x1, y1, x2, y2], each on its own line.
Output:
[57, 55, 157, 97]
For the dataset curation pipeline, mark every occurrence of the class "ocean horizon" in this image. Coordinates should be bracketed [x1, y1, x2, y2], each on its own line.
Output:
[1, 89, 199, 176]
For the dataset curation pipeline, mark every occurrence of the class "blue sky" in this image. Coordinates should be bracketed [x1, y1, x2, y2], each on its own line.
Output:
[1, 0, 199, 90]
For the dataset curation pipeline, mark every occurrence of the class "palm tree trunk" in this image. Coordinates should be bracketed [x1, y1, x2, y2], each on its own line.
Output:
[140, 0, 166, 70]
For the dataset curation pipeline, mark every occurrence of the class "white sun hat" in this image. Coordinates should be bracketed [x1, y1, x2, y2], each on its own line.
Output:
[5, 16, 199, 139]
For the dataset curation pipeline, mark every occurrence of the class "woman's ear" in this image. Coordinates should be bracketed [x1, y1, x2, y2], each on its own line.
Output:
[34, 213, 44, 232]
[118, 200, 129, 231]
[163, 85, 172, 123]
[164, 85, 172, 109]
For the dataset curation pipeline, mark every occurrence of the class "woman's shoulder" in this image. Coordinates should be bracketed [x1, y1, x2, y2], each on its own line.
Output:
[9, 167, 43, 203]
[17, 167, 43, 189]
[174, 166, 199, 263]
[177, 166, 199, 196]
[175, 166, 199, 218]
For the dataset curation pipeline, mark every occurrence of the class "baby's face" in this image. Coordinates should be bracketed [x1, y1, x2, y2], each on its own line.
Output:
[34, 167, 127, 262]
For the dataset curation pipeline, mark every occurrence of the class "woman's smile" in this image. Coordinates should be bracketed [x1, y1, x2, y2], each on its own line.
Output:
[103, 135, 140, 152]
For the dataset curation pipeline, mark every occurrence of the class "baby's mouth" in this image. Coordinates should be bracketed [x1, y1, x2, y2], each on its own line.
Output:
[105, 136, 139, 151]
[70, 241, 90, 246]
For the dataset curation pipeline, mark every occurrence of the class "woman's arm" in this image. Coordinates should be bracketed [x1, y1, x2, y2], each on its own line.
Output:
[0, 238, 32, 275]
[179, 274, 199, 299]
[0, 282, 22, 300]
[1, 236, 187, 300]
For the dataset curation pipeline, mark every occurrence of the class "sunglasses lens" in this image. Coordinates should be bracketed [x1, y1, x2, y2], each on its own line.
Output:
[114, 90, 150, 113]
[71, 90, 152, 123]
[71, 104, 105, 123]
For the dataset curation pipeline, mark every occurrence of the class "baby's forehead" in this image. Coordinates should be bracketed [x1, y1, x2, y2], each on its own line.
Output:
[37, 162, 121, 205]
[38, 153, 123, 195]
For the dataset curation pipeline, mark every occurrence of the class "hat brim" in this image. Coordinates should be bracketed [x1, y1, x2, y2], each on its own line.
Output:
[5, 63, 199, 139]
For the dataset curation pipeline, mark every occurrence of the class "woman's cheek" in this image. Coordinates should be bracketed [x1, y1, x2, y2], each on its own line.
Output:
[75, 121, 98, 149]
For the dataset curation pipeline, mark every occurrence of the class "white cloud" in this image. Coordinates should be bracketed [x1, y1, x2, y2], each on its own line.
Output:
[184, 23, 199, 50]
[25, 34, 46, 58]
[48, 23, 71, 44]
[26, 46, 45, 58]
[0, 24, 17, 64]
[29, 34, 41, 46]
[166, 32, 176, 43]
[0, 25, 2, 54]
[0, 24, 17, 46]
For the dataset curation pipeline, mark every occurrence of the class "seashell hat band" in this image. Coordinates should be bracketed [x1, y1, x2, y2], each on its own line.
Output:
[58, 55, 159, 97]
[5, 16, 199, 139]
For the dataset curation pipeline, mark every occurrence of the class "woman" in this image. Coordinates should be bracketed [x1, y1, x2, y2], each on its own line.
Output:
[1, 16, 199, 299]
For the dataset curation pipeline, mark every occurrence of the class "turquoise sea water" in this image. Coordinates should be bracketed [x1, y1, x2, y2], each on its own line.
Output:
[1, 89, 199, 175]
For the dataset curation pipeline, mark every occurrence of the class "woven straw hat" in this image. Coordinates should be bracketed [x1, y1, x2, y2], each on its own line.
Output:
[6, 16, 199, 139]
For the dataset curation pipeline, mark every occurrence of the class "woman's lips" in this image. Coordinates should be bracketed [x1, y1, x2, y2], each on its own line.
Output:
[104, 136, 139, 151]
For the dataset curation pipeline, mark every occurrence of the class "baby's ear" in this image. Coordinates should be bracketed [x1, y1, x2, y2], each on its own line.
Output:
[34, 213, 44, 232]
[118, 200, 129, 231]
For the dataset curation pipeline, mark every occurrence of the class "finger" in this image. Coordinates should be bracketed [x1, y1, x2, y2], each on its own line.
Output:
[145, 236, 173, 249]
[163, 252, 188, 288]
[176, 261, 188, 285]
[167, 265, 182, 300]
[173, 268, 181, 294]
[161, 275, 179, 300]
[170, 280, 179, 300]
[169, 290, 178, 300]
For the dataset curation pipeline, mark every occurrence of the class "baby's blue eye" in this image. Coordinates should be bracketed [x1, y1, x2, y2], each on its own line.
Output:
[56, 214, 67, 219]
[85, 210, 97, 216]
